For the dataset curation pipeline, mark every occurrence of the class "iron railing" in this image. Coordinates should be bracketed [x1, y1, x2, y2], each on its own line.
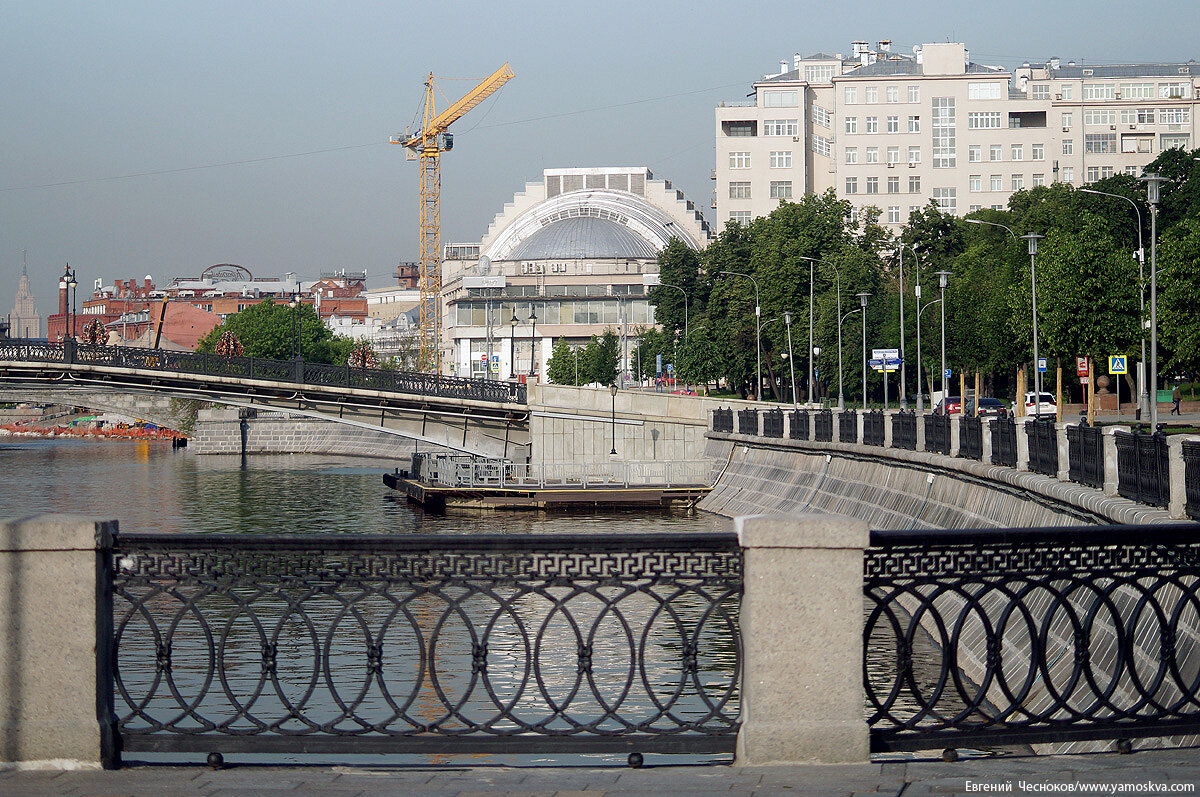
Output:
[736, 409, 759, 436]
[958, 416, 982, 461]
[924, 414, 950, 455]
[891, 411, 917, 451]
[1026, 419, 1059, 476]
[865, 524, 1200, 752]
[990, 417, 1018, 467]
[0, 338, 526, 405]
[862, 410, 885, 447]
[789, 410, 809, 440]
[762, 409, 784, 439]
[1185, 441, 1200, 521]
[712, 408, 734, 434]
[839, 410, 858, 444]
[1115, 428, 1170, 508]
[104, 531, 742, 766]
[413, 453, 712, 489]
[814, 410, 834, 442]
[1067, 422, 1104, 489]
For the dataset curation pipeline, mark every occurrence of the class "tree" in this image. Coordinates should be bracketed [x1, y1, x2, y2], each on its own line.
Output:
[546, 337, 579, 385]
[580, 331, 619, 386]
[649, 238, 701, 334]
[1158, 217, 1200, 374]
[196, 299, 341, 363]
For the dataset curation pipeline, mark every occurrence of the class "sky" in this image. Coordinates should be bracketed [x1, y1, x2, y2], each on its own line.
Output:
[2, 0, 1195, 324]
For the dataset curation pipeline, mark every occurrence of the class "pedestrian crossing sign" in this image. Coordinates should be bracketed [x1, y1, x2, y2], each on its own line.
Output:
[1108, 355, 1127, 375]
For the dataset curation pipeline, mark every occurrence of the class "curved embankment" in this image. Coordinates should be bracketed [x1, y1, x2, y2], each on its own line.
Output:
[697, 436, 1172, 528]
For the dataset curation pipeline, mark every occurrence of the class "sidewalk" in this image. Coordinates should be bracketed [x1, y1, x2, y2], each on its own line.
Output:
[3, 746, 1199, 796]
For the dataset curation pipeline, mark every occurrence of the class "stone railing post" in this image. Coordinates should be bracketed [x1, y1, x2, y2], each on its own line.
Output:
[1167, 436, 1195, 519]
[883, 411, 893, 447]
[0, 515, 118, 768]
[949, 416, 961, 457]
[856, 411, 865, 445]
[1056, 422, 1071, 481]
[1102, 425, 1130, 497]
[916, 415, 926, 452]
[1015, 417, 1031, 471]
[735, 513, 870, 765]
[981, 418, 994, 464]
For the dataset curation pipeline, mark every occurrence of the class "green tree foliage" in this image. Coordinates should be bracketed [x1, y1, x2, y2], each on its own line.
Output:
[546, 337, 579, 385]
[1158, 217, 1200, 373]
[581, 331, 619, 386]
[196, 300, 345, 364]
[649, 238, 701, 333]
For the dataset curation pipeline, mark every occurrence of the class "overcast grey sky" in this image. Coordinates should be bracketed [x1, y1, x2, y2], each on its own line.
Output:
[2, 0, 1194, 321]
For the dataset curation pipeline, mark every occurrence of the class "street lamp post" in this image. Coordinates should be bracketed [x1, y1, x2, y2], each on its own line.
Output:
[857, 292, 870, 410]
[813, 346, 821, 401]
[783, 311, 797, 405]
[1143, 173, 1167, 429]
[289, 296, 301, 360]
[509, 315, 518, 379]
[1021, 232, 1046, 419]
[719, 271, 761, 400]
[1082, 188, 1148, 417]
[658, 283, 689, 339]
[609, 383, 618, 455]
[898, 245, 914, 409]
[808, 260, 815, 404]
[935, 271, 951, 408]
[64, 264, 78, 339]
[800, 256, 844, 409]
[529, 306, 538, 379]
[573, 346, 579, 385]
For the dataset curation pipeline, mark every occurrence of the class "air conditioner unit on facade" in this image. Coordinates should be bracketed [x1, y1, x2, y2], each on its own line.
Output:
[793, 136, 801, 142]
[1063, 127, 1070, 132]
[1110, 125, 1117, 130]
[1055, 94, 1062, 100]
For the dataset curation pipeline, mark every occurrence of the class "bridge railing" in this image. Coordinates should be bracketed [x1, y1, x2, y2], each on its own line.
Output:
[891, 410, 917, 451]
[789, 409, 809, 440]
[862, 410, 885, 447]
[736, 408, 759, 436]
[990, 416, 1018, 467]
[958, 415, 983, 460]
[0, 338, 527, 405]
[1116, 427, 1169, 508]
[1185, 441, 1200, 521]
[838, 410, 858, 444]
[712, 408, 734, 433]
[813, 409, 833, 442]
[761, 409, 784, 439]
[924, 413, 950, 455]
[1026, 418, 1059, 476]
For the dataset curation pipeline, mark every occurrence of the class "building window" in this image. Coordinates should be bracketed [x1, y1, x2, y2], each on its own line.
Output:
[908, 115, 920, 133]
[887, 115, 899, 133]
[933, 187, 956, 214]
[887, 146, 900, 164]
[887, 206, 901, 223]
[866, 147, 879, 163]
[886, 86, 899, 103]
[1086, 166, 1100, 182]
[1011, 144, 1023, 161]
[968, 145, 981, 162]
[845, 117, 858, 134]
[1082, 83, 1115, 101]
[724, 120, 756, 137]
[887, 176, 900, 193]
[866, 177, 879, 194]
[1061, 112, 1073, 129]
[932, 98, 956, 167]
[990, 144, 1003, 161]
[908, 146, 921, 164]
[1159, 107, 1190, 124]
[1124, 166, 1140, 176]
[1159, 81, 1192, 99]
[968, 82, 1004, 100]
[909, 175, 921, 193]
[812, 106, 831, 127]
[1061, 85, 1074, 100]
[865, 86, 878, 103]
[1062, 139, 1073, 155]
[865, 116, 879, 134]
[812, 134, 832, 156]
[1120, 82, 1154, 100]
[730, 210, 752, 224]
[1061, 166, 1074, 183]
[845, 177, 858, 194]
[908, 85, 920, 103]
[770, 180, 793, 199]
[969, 204, 982, 212]
[729, 151, 751, 169]
[764, 119, 799, 136]
[846, 147, 858, 164]
[1084, 109, 1116, 125]
[1084, 133, 1117, 154]
[764, 90, 798, 107]
[1031, 84, 1050, 100]
[729, 181, 751, 199]
[990, 174, 1003, 191]
[1032, 143, 1044, 160]
[1122, 134, 1153, 153]
[967, 112, 1002, 129]
[770, 150, 792, 168]
[845, 86, 857, 104]
[1032, 173, 1045, 187]
[969, 175, 982, 192]
[1012, 174, 1024, 190]
[1162, 133, 1190, 150]
[805, 64, 835, 83]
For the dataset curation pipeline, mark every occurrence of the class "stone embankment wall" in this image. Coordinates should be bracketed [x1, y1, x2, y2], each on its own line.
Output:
[190, 408, 442, 461]
[699, 438, 1172, 528]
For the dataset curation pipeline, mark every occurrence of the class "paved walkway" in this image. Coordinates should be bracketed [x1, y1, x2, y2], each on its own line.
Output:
[3, 747, 1200, 796]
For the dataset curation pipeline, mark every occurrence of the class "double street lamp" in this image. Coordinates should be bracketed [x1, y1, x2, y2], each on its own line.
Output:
[718, 270, 761, 400]
[509, 315, 518, 379]
[783, 311, 798, 405]
[935, 271, 951, 408]
[857, 292, 871, 409]
[800, 256, 844, 409]
[63, 263, 78, 339]
[1143, 172, 1168, 429]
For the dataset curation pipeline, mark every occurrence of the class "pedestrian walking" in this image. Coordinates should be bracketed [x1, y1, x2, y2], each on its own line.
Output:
[1172, 385, 1182, 415]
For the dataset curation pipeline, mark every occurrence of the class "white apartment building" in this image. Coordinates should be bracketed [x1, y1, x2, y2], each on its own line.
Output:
[715, 41, 1198, 227]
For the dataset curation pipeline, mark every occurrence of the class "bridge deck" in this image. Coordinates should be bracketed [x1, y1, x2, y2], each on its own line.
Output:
[383, 472, 709, 511]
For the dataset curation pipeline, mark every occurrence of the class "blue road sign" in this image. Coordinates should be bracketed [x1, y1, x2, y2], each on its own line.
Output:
[1109, 355, 1127, 375]
[1038, 357, 1047, 372]
[944, 368, 952, 379]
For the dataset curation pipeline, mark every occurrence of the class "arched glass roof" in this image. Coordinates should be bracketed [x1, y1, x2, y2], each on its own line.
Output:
[507, 216, 659, 260]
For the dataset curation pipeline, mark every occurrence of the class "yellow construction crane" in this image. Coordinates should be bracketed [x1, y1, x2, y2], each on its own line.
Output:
[392, 62, 515, 374]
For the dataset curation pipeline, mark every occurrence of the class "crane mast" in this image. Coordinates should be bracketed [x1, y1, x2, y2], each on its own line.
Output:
[394, 63, 514, 374]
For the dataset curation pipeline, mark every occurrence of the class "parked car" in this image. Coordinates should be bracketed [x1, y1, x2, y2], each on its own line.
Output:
[934, 396, 962, 415]
[966, 397, 1008, 417]
[1016, 392, 1058, 417]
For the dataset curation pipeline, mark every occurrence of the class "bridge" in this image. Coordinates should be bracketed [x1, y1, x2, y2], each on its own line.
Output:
[0, 338, 529, 458]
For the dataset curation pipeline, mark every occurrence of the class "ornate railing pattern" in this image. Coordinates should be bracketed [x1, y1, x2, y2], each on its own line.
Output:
[1116, 428, 1169, 509]
[0, 338, 526, 405]
[865, 525, 1200, 751]
[839, 410, 858, 444]
[924, 414, 950, 455]
[761, 409, 784, 439]
[107, 532, 742, 759]
[991, 417, 1018, 468]
[1067, 423, 1104, 489]
[814, 410, 834, 443]
[1026, 419, 1059, 477]
[1185, 442, 1200, 521]
[959, 416, 983, 461]
[736, 409, 759, 436]
[789, 410, 809, 440]
[862, 410, 885, 447]
[711, 408, 734, 434]
[891, 411, 917, 451]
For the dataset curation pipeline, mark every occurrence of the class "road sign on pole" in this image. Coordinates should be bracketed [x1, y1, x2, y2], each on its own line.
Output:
[1037, 357, 1047, 373]
[1076, 357, 1089, 377]
[944, 368, 952, 379]
[1109, 355, 1128, 375]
